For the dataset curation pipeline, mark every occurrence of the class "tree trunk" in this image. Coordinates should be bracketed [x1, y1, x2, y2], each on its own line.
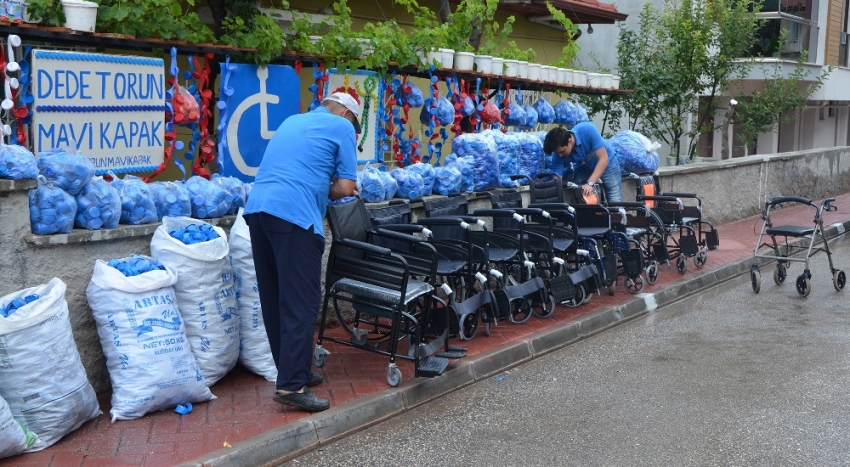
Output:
[208, 0, 227, 38]
[437, 0, 453, 23]
[469, 24, 482, 51]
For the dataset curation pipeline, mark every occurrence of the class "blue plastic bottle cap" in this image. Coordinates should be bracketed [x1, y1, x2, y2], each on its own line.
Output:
[166, 194, 177, 203]
[193, 196, 204, 206]
[89, 218, 103, 229]
[87, 206, 101, 218]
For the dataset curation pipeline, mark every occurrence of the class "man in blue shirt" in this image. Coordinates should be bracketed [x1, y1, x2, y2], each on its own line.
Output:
[543, 123, 622, 202]
[243, 92, 359, 412]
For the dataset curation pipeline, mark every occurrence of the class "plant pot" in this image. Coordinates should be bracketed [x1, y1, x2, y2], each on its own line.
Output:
[612, 75, 621, 90]
[527, 63, 541, 81]
[426, 49, 442, 67]
[415, 49, 427, 65]
[545, 66, 557, 83]
[587, 72, 602, 88]
[454, 51, 474, 71]
[562, 69, 574, 85]
[503, 59, 519, 77]
[356, 38, 374, 57]
[438, 48, 455, 69]
[474, 55, 492, 74]
[517, 61, 529, 79]
[556, 68, 567, 84]
[62, 0, 98, 33]
[490, 57, 504, 76]
[601, 74, 613, 89]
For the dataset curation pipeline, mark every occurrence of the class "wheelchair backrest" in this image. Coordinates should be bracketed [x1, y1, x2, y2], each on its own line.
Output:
[530, 175, 565, 205]
[635, 173, 657, 208]
[423, 195, 469, 241]
[572, 205, 612, 229]
[366, 201, 415, 252]
[489, 190, 523, 230]
[326, 199, 371, 259]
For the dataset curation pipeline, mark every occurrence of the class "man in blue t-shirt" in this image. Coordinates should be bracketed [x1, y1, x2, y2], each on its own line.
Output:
[543, 123, 622, 202]
[243, 92, 359, 412]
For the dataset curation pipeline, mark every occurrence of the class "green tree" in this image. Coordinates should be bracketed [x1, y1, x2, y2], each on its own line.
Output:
[613, 0, 761, 163]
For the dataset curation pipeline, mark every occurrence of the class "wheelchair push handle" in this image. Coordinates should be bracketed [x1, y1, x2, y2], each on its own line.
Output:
[823, 198, 837, 211]
[766, 196, 813, 208]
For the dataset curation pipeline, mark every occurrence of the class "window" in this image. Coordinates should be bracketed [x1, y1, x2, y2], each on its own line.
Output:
[749, 15, 813, 60]
[760, 0, 812, 20]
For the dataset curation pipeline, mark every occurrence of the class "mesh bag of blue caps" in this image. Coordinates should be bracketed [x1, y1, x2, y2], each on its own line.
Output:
[0, 142, 253, 235]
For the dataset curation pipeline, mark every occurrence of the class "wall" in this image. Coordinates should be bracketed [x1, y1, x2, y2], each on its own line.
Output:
[2, 145, 849, 393]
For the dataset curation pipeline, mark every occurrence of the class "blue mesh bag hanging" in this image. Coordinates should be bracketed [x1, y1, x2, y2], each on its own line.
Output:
[75, 177, 121, 230]
[357, 166, 385, 203]
[553, 100, 577, 126]
[401, 82, 424, 108]
[0, 143, 37, 180]
[458, 96, 475, 117]
[390, 168, 425, 200]
[534, 98, 556, 125]
[504, 103, 527, 127]
[184, 175, 229, 219]
[28, 175, 76, 235]
[149, 181, 192, 220]
[405, 162, 435, 196]
[111, 174, 158, 225]
[420, 96, 454, 127]
[608, 130, 661, 175]
[433, 163, 462, 196]
[573, 102, 589, 123]
[36, 148, 95, 196]
[211, 174, 246, 215]
[522, 105, 539, 129]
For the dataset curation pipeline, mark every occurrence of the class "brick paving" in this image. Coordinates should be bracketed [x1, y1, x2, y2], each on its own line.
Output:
[2, 193, 850, 467]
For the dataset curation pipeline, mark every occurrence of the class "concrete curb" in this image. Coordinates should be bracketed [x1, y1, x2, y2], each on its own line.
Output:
[181, 218, 850, 467]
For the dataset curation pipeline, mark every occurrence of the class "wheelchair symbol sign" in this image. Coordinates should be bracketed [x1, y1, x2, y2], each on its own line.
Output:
[219, 64, 300, 182]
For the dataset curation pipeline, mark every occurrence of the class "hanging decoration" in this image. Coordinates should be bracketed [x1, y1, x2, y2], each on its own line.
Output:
[215, 55, 237, 179]
[324, 68, 384, 164]
[144, 47, 182, 182]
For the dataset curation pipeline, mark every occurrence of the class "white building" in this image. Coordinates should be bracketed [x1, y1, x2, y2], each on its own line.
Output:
[575, 0, 850, 160]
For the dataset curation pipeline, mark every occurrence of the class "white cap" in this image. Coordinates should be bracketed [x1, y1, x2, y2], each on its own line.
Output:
[323, 92, 361, 134]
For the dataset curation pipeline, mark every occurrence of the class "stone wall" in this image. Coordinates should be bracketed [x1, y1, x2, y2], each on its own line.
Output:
[1, 146, 848, 393]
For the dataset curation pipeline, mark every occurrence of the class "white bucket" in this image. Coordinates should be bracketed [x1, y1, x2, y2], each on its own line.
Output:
[587, 72, 602, 88]
[490, 57, 504, 76]
[517, 61, 529, 79]
[438, 48, 455, 69]
[426, 49, 442, 67]
[545, 66, 557, 83]
[574, 71, 587, 87]
[601, 74, 613, 89]
[556, 68, 567, 84]
[612, 75, 621, 90]
[454, 52, 474, 71]
[527, 63, 541, 81]
[503, 59, 519, 77]
[474, 55, 492, 74]
[563, 69, 574, 85]
[62, 0, 98, 33]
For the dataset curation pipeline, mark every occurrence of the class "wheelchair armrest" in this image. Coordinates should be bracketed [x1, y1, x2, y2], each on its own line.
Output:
[510, 174, 531, 183]
[417, 217, 470, 227]
[641, 195, 682, 204]
[660, 191, 698, 198]
[338, 238, 392, 256]
[513, 207, 545, 216]
[473, 209, 516, 218]
[607, 202, 645, 209]
[376, 224, 424, 233]
[373, 228, 425, 243]
[529, 202, 573, 212]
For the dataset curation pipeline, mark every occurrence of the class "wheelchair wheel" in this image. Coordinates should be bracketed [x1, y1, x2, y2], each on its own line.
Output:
[833, 270, 846, 291]
[387, 365, 402, 387]
[750, 268, 761, 294]
[676, 256, 688, 274]
[458, 313, 478, 340]
[625, 275, 644, 294]
[531, 293, 556, 318]
[773, 264, 786, 285]
[314, 349, 327, 368]
[582, 292, 593, 305]
[795, 275, 810, 297]
[483, 321, 491, 336]
[646, 261, 659, 285]
[509, 299, 533, 324]
[694, 250, 707, 268]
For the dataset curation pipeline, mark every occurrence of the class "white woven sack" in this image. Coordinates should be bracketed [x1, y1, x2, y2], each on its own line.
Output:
[0, 278, 101, 450]
[150, 216, 240, 386]
[229, 210, 277, 381]
[0, 394, 40, 459]
[86, 257, 216, 422]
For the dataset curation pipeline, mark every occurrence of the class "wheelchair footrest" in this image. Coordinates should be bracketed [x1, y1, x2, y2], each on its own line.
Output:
[417, 356, 450, 378]
[447, 345, 468, 353]
[493, 289, 511, 320]
[706, 229, 720, 250]
[652, 242, 670, 262]
[435, 350, 466, 359]
[549, 275, 576, 303]
[621, 249, 644, 278]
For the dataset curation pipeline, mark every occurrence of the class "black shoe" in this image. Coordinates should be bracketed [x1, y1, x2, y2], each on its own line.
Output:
[307, 372, 324, 387]
[273, 388, 330, 412]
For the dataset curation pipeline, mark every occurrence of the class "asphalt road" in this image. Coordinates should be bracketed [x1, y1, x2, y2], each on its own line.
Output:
[285, 236, 850, 467]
